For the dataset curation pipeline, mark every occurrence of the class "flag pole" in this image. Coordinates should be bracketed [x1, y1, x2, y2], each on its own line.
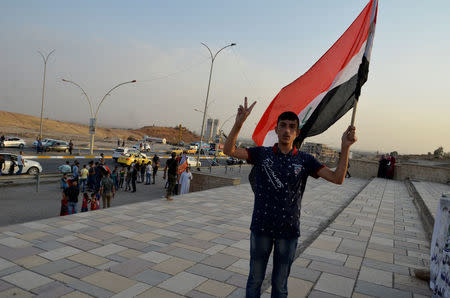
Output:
[350, 99, 358, 126]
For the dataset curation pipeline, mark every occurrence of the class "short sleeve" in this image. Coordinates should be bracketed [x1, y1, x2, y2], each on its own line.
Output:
[303, 153, 325, 179]
[246, 147, 265, 165]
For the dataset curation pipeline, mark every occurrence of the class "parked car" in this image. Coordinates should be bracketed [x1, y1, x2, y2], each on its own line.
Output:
[226, 157, 246, 165]
[0, 153, 42, 175]
[117, 153, 151, 166]
[112, 147, 139, 161]
[0, 137, 26, 149]
[43, 140, 70, 152]
[207, 149, 226, 156]
[187, 156, 201, 167]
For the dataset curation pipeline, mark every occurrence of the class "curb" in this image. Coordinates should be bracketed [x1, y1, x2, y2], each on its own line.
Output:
[404, 179, 434, 241]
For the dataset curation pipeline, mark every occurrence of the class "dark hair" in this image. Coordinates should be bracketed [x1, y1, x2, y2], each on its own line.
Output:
[277, 111, 299, 127]
[171, 152, 176, 158]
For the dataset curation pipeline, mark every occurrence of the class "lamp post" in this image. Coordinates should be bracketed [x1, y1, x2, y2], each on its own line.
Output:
[196, 42, 236, 167]
[38, 49, 55, 140]
[62, 79, 136, 154]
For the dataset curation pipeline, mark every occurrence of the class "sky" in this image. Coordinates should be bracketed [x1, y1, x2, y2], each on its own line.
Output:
[1, 0, 449, 155]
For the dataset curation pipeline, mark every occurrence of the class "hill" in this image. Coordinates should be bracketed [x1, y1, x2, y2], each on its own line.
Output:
[0, 110, 199, 144]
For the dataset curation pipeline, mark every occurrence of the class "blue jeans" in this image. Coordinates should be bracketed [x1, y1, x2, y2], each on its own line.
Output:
[246, 232, 298, 298]
[68, 202, 77, 215]
[79, 179, 87, 192]
[16, 165, 23, 175]
[146, 173, 151, 184]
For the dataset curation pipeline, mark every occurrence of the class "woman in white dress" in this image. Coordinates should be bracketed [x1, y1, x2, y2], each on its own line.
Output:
[179, 167, 193, 195]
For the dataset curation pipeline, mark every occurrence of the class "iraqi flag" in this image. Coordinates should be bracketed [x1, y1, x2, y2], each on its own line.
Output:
[252, 0, 378, 147]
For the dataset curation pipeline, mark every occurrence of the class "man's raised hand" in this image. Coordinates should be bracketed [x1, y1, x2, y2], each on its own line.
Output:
[235, 97, 256, 125]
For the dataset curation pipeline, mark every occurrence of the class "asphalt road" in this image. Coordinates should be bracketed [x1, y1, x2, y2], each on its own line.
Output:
[0, 166, 252, 227]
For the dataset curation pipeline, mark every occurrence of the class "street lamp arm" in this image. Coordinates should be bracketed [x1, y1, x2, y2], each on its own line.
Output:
[95, 80, 136, 118]
[201, 43, 213, 60]
[213, 43, 236, 60]
[38, 49, 55, 63]
[61, 79, 94, 118]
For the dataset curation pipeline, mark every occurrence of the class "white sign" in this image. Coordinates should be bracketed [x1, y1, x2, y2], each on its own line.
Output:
[430, 193, 450, 297]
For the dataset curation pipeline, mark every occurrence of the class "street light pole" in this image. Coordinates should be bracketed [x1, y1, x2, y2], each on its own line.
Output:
[196, 42, 236, 167]
[62, 79, 136, 154]
[38, 50, 55, 140]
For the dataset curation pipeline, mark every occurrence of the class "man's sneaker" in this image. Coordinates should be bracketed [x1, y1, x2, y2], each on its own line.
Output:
[166, 195, 173, 201]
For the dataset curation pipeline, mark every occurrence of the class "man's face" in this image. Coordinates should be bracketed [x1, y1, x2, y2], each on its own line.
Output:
[275, 120, 300, 146]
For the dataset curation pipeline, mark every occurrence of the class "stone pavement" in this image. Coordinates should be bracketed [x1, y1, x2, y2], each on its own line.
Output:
[0, 177, 434, 297]
[410, 180, 450, 219]
[263, 178, 432, 298]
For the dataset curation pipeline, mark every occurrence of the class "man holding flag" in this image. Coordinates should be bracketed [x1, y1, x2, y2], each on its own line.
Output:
[224, 0, 377, 295]
[224, 98, 356, 297]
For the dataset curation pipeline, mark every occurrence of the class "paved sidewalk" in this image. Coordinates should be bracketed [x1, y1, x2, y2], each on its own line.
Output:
[410, 180, 450, 219]
[270, 178, 432, 297]
[0, 177, 367, 297]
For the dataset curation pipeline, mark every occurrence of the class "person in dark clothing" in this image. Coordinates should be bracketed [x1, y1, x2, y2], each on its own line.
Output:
[64, 180, 80, 215]
[140, 161, 146, 183]
[68, 140, 74, 155]
[223, 98, 356, 298]
[152, 154, 160, 184]
[163, 152, 178, 200]
[131, 164, 138, 192]
[377, 155, 389, 178]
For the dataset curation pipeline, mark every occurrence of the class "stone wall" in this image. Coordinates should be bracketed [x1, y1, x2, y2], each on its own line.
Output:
[190, 172, 241, 192]
[349, 159, 450, 183]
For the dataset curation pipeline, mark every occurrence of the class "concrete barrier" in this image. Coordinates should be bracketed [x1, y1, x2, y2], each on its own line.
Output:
[349, 159, 450, 183]
[190, 172, 241, 192]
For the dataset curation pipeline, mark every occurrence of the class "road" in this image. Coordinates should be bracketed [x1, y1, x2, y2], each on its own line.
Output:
[0, 165, 252, 227]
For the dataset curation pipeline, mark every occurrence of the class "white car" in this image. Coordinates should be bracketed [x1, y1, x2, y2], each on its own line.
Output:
[32, 138, 54, 148]
[112, 147, 140, 161]
[187, 156, 201, 167]
[1, 137, 26, 149]
[0, 153, 42, 175]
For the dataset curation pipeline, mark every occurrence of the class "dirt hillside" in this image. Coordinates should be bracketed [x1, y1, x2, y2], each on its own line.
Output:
[0, 110, 199, 144]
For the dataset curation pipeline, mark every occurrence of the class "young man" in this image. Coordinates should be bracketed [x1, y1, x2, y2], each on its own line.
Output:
[64, 179, 79, 215]
[100, 171, 115, 208]
[223, 98, 356, 298]
[16, 151, 24, 175]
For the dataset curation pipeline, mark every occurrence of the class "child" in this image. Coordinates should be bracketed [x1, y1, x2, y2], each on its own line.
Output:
[81, 193, 90, 212]
[60, 192, 68, 216]
[60, 173, 69, 190]
[119, 166, 125, 189]
[90, 192, 100, 210]
[111, 167, 119, 190]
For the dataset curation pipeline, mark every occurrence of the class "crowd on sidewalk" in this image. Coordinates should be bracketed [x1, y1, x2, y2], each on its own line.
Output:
[58, 152, 193, 215]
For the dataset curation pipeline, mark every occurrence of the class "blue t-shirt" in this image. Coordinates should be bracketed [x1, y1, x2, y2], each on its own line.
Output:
[247, 144, 324, 238]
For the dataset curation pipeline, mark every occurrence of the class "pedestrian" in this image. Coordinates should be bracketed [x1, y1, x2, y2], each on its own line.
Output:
[81, 193, 90, 212]
[0, 155, 5, 176]
[386, 153, 396, 179]
[145, 162, 152, 185]
[16, 151, 24, 175]
[125, 166, 132, 191]
[223, 98, 357, 297]
[119, 166, 125, 189]
[377, 154, 389, 178]
[100, 171, 115, 208]
[140, 161, 146, 183]
[8, 158, 16, 175]
[152, 154, 160, 184]
[87, 161, 95, 191]
[68, 140, 74, 155]
[60, 191, 69, 216]
[117, 139, 120, 147]
[111, 166, 119, 190]
[122, 140, 125, 147]
[94, 162, 102, 191]
[79, 164, 88, 192]
[72, 161, 80, 181]
[131, 164, 138, 192]
[64, 179, 79, 215]
[36, 137, 42, 154]
[163, 152, 178, 200]
[179, 167, 192, 195]
[60, 173, 69, 190]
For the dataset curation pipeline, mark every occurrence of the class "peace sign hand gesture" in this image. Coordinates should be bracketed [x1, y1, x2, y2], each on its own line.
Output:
[235, 97, 256, 126]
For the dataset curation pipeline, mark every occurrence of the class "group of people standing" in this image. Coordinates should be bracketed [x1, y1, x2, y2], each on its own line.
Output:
[164, 152, 193, 200]
[377, 153, 396, 179]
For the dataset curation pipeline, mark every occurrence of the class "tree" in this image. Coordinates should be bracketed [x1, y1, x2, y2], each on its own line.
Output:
[433, 146, 444, 158]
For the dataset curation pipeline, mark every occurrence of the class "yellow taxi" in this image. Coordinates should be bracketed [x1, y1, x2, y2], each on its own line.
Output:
[117, 153, 151, 166]
[166, 147, 184, 155]
[183, 148, 197, 154]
